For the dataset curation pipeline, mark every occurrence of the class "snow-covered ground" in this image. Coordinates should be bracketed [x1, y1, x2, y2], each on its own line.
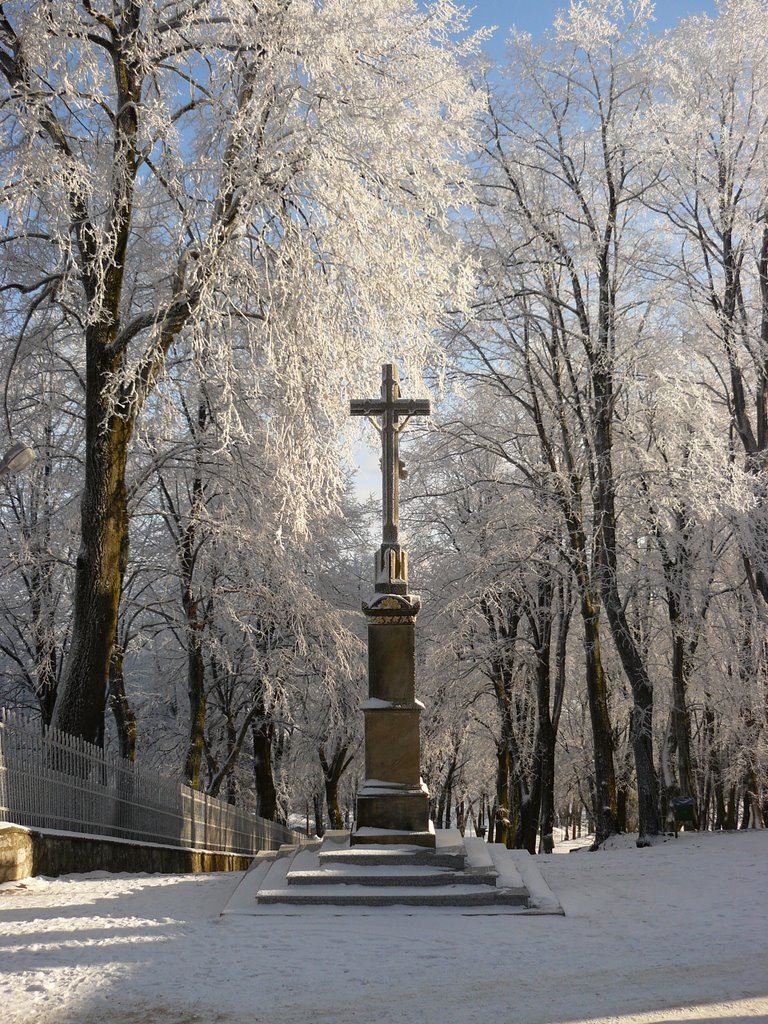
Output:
[1, 830, 766, 1024]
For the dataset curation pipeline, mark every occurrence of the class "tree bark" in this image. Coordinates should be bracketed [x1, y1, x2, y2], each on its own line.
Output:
[319, 741, 353, 831]
[53, 351, 132, 745]
[742, 768, 765, 829]
[495, 739, 511, 847]
[529, 571, 560, 853]
[581, 595, 619, 846]
[182, 603, 206, 788]
[652, 502, 700, 827]
[313, 792, 325, 837]
[108, 639, 137, 762]
[252, 713, 279, 822]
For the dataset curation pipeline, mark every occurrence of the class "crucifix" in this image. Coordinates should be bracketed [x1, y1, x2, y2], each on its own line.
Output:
[350, 363, 435, 847]
[350, 364, 430, 594]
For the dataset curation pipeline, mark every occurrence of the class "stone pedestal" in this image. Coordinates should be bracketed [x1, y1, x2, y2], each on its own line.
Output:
[351, 593, 434, 848]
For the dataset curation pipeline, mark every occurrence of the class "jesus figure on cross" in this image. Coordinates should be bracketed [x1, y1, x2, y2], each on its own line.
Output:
[350, 364, 430, 595]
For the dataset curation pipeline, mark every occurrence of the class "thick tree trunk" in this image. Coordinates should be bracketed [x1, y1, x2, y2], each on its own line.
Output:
[443, 759, 456, 829]
[518, 775, 540, 854]
[508, 778, 522, 849]
[480, 594, 520, 849]
[507, 712, 531, 850]
[324, 778, 343, 830]
[252, 717, 279, 822]
[671, 638, 697, 815]
[435, 755, 458, 830]
[629, 681, 659, 843]
[537, 719, 555, 851]
[703, 703, 728, 829]
[510, 711, 539, 852]
[557, 495, 619, 847]
[714, 778, 726, 831]
[222, 715, 238, 805]
[598, 513, 661, 840]
[108, 510, 137, 762]
[53, 343, 132, 745]
[319, 741, 353, 831]
[531, 574, 556, 853]
[224, 716, 238, 805]
[495, 739, 511, 847]
[313, 792, 325, 837]
[656, 517, 699, 827]
[455, 799, 466, 836]
[742, 768, 764, 828]
[724, 785, 738, 831]
[581, 596, 619, 846]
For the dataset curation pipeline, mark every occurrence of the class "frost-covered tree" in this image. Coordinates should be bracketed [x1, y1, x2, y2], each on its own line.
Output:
[0, 0, 481, 744]
[459, 0, 665, 842]
[407, 417, 572, 851]
[652, 0, 768, 598]
[0, 337, 82, 725]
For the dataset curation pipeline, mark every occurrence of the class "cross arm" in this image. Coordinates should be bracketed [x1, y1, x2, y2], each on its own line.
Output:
[393, 399, 431, 417]
[350, 398, 385, 416]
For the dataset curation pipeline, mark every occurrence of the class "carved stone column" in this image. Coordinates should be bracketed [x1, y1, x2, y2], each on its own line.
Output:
[352, 593, 434, 847]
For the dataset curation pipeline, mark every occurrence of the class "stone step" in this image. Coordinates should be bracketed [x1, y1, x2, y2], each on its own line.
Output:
[255, 885, 529, 908]
[318, 847, 466, 869]
[286, 866, 497, 887]
[221, 831, 567, 916]
[251, 835, 528, 908]
[319, 828, 466, 869]
[350, 828, 436, 849]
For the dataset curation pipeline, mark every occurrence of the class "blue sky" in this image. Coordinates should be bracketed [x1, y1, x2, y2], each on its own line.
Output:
[465, 1, 719, 59]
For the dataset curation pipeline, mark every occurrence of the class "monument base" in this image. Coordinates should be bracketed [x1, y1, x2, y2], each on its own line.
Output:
[350, 826, 435, 849]
[352, 781, 435, 848]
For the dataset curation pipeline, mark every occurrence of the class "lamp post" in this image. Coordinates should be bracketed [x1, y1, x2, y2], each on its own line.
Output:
[0, 442, 36, 479]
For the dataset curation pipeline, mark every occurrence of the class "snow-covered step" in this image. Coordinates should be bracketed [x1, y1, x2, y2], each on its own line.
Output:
[463, 836, 499, 874]
[220, 849, 280, 915]
[255, 884, 529, 908]
[318, 847, 465, 869]
[249, 833, 524, 908]
[220, 831, 569, 914]
[286, 864, 497, 887]
[318, 829, 466, 870]
[485, 843, 527, 889]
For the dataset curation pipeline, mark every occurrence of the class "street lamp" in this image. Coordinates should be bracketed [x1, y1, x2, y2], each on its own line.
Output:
[0, 441, 36, 479]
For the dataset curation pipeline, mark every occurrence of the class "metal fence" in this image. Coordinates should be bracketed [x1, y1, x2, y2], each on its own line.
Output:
[0, 709, 302, 855]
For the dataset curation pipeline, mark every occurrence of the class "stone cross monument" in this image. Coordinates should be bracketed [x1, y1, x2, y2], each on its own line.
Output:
[350, 364, 434, 847]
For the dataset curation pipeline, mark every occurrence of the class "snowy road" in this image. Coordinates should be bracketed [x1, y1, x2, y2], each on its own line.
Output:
[1, 831, 767, 1024]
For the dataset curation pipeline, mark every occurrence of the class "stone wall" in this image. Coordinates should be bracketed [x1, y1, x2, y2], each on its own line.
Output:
[0, 825, 253, 882]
